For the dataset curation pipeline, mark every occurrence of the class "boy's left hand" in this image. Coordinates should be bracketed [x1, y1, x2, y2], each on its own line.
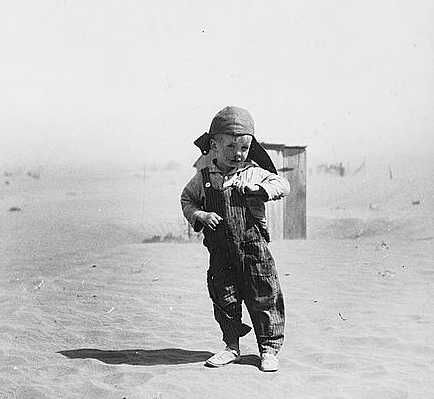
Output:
[232, 181, 267, 198]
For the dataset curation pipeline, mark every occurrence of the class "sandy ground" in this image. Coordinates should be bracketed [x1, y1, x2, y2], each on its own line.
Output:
[1, 161, 433, 399]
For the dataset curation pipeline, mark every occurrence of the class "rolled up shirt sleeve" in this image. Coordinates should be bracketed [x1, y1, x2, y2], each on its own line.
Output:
[180, 172, 205, 232]
[256, 169, 290, 201]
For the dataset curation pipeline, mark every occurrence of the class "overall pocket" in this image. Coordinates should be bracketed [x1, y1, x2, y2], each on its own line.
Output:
[242, 240, 276, 277]
[207, 269, 238, 305]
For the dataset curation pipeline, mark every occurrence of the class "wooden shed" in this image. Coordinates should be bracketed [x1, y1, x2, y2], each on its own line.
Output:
[261, 143, 306, 240]
[193, 143, 307, 240]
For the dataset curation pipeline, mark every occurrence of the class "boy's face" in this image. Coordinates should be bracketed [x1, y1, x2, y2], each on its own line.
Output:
[211, 134, 252, 172]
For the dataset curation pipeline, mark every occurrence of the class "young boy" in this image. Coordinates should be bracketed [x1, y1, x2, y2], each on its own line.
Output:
[180, 106, 289, 372]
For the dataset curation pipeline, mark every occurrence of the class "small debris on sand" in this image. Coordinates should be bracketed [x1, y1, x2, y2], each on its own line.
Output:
[376, 241, 390, 250]
[142, 259, 151, 266]
[412, 200, 421, 205]
[8, 207, 22, 212]
[338, 312, 347, 321]
[378, 270, 395, 278]
[142, 235, 162, 243]
[26, 171, 40, 179]
[142, 233, 188, 243]
[33, 279, 44, 290]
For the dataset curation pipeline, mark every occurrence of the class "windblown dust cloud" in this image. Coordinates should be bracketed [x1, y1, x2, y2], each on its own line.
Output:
[0, 0, 433, 167]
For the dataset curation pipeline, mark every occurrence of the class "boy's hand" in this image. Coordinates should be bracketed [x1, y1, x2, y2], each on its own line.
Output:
[196, 211, 223, 231]
[232, 181, 267, 198]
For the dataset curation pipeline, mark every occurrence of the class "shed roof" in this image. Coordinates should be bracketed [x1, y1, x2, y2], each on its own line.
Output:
[260, 142, 307, 151]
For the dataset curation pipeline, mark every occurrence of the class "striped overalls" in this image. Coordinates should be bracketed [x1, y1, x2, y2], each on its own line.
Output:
[201, 167, 285, 354]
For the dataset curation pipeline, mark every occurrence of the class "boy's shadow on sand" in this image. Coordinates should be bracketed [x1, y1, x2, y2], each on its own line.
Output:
[58, 348, 260, 367]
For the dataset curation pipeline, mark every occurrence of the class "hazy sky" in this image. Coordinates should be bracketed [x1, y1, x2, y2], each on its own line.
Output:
[1, 0, 433, 167]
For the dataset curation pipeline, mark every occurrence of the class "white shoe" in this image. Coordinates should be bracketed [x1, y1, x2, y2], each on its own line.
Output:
[205, 347, 241, 368]
[260, 352, 279, 372]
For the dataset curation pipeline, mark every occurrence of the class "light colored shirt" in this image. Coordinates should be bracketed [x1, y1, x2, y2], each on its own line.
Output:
[180, 160, 290, 231]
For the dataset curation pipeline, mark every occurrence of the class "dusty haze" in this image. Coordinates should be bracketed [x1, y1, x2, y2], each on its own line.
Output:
[0, 0, 433, 169]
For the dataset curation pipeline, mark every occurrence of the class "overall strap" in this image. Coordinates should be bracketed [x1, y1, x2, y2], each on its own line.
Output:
[200, 167, 229, 247]
[200, 167, 211, 192]
[200, 167, 211, 211]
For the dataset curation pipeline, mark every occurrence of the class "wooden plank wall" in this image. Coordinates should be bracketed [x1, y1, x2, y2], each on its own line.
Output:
[265, 149, 285, 240]
[283, 147, 306, 239]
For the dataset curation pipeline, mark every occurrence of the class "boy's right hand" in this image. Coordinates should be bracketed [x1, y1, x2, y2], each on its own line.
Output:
[196, 211, 223, 231]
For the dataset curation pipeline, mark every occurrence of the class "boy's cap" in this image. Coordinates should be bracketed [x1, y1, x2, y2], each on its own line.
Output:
[193, 105, 278, 174]
[209, 106, 255, 137]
